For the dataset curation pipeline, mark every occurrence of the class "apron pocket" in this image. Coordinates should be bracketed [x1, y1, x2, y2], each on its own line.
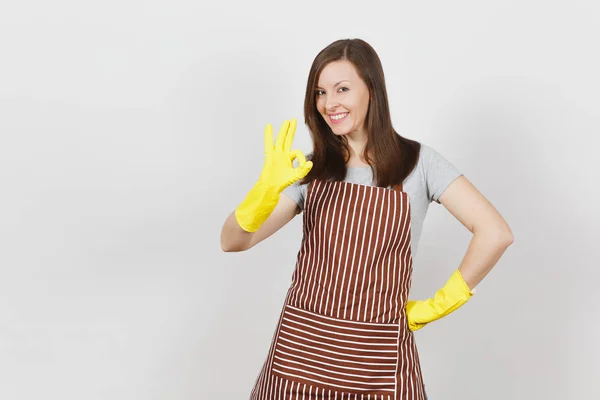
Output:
[271, 303, 399, 396]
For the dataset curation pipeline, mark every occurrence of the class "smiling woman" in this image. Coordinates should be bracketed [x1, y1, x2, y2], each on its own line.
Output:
[300, 40, 421, 189]
[316, 67, 370, 135]
[221, 38, 513, 400]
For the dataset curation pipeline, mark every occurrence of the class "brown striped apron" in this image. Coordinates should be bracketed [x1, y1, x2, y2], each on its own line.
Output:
[250, 179, 426, 400]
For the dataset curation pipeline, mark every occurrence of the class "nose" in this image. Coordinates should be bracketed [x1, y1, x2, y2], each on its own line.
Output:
[325, 96, 339, 112]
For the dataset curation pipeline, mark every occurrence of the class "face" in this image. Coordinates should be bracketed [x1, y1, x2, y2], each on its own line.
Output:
[315, 60, 371, 139]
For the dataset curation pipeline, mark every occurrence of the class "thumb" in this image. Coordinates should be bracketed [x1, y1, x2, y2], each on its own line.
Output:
[293, 160, 312, 181]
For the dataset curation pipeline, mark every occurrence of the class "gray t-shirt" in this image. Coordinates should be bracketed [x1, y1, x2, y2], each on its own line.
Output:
[282, 143, 463, 258]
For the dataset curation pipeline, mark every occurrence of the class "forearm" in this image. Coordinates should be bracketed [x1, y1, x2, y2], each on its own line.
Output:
[220, 211, 254, 252]
[456, 230, 514, 290]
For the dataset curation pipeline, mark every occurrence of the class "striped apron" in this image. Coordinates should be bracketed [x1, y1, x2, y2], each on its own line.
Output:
[250, 179, 426, 399]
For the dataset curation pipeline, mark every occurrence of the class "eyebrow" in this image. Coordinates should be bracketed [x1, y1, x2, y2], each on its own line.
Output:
[315, 80, 351, 89]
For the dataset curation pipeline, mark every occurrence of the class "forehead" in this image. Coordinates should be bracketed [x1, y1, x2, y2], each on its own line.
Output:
[317, 60, 361, 86]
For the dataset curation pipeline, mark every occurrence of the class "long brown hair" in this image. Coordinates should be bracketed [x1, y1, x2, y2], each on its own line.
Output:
[301, 38, 420, 188]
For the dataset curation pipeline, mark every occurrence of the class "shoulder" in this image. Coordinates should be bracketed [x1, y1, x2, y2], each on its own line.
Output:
[408, 141, 433, 178]
[417, 142, 457, 172]
[416, 142, 462, 203]
[417, 142, 440, 162]
[408, 141, 436, 168]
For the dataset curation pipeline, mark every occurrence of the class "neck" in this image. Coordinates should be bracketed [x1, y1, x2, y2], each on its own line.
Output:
[344, 129, 368, 162]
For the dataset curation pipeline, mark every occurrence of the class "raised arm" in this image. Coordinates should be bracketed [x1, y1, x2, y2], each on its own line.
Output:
[220, 118, 312, 252]
[221, 194, 300, 252]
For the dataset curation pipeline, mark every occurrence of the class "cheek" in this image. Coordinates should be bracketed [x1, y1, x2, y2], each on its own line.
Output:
[315, 98, 325, 112]
[358, 97, 370, 116]
[349, 95, 366, 112]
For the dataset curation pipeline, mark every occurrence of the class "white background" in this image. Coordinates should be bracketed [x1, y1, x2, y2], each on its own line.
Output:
[0, 0, 598, 399]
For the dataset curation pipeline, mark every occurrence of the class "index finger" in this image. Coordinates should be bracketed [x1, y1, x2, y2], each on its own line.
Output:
[284, 118, 297, 151]
[274, 120, 290, 151]
[264, 123, 274, 154]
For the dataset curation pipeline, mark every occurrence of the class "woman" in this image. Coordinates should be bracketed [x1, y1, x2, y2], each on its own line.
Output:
[221, 38, 514, 400]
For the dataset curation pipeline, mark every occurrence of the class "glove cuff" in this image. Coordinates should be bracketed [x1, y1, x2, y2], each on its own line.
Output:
[235, 181, 280, 232]
[449, 269, 475, 296]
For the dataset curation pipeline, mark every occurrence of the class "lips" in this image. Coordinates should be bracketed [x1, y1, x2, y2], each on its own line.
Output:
[329, 112, 349, 124]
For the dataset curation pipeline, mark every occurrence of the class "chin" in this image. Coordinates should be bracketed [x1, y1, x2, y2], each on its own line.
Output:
[333, 124, 356, 135]
[331, 129, 350, 137]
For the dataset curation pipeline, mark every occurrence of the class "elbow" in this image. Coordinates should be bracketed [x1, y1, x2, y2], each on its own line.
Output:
[220, 239, 238, 253]
[220, 230, 230, 252]
[220, 238, 248, 253]
[499, 233, 514, 248]
[500, 224, 515, 246]
[221, 241, 232, 252]
[504, 232, 515, 247]
[221, 243, 240, 253]
[496, 229, 514, 248]
[476, 226, 514, 248]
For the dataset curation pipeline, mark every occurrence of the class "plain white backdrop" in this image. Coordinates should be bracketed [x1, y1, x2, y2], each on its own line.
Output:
[0, 0, 598, 399]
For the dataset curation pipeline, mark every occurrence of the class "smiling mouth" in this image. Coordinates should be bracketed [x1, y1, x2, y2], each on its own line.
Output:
[329, 112, 349, 123]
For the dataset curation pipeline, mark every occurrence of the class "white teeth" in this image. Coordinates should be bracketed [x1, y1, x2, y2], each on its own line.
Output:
[331, 113, 348, 120]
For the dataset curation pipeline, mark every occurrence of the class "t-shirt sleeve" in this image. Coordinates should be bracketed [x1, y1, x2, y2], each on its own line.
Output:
[421, 144, 463, 204]
[281, 179, 307, 211]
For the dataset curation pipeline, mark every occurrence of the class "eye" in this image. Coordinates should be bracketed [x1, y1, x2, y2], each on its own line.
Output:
[316, 87, 348, 96]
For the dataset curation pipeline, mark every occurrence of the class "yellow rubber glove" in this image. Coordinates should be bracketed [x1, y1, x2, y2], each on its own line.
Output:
[405, 269, 475, 331]
[234, 119, 313, 232]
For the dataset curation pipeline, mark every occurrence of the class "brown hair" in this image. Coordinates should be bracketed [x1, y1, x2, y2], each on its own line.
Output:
[300, 38, 420, 189]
